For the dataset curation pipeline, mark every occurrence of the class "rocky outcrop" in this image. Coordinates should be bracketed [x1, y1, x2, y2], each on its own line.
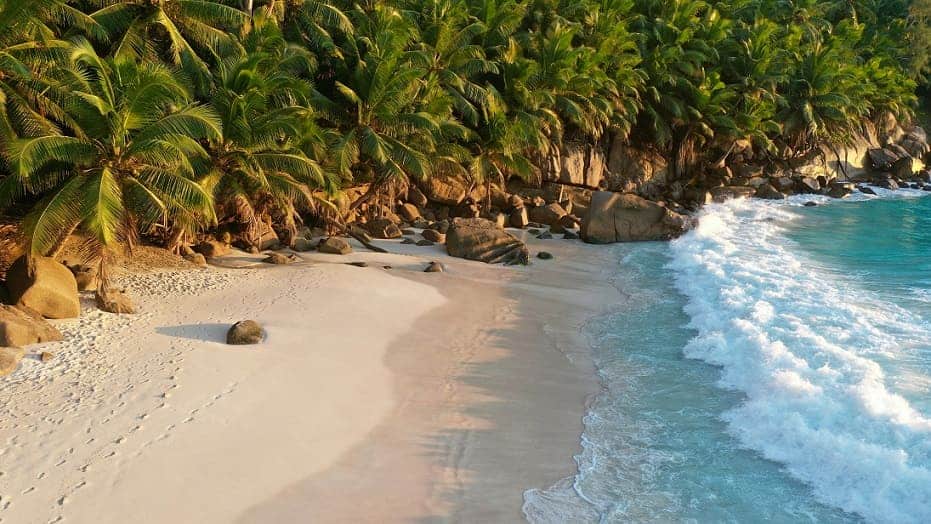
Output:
[606, 139, 669, 196]
[581, 192, 693, 244]
[420, 174, 469, 206]
[556, 143, 605, 188]
[0, 304, 62, 347]
[227, 320, 264, 345]
[446, 218, 530, 265]
[5, 256, 80, 319]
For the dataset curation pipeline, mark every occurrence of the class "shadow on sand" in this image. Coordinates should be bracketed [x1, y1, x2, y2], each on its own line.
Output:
[155, 323, 230, 343]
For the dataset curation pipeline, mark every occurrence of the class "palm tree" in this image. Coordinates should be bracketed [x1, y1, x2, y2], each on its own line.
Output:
[0, 0, 82, 141]
[320, 4, 465, 212]
[199, 13, 333, 248]
[88, 0, 248, 91]
[0, 40, 220, 283]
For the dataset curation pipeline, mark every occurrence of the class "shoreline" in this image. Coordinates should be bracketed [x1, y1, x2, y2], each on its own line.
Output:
[0, 234, 625, 523]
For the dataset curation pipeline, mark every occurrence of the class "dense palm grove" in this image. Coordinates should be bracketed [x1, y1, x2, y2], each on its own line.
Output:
[0, 0, 928, 262]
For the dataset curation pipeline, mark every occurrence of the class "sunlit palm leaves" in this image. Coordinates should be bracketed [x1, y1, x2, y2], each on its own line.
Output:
[1, 41, 220, 259]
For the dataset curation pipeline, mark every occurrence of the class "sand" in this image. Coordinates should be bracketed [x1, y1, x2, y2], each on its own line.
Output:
[0, 232, 624, 523]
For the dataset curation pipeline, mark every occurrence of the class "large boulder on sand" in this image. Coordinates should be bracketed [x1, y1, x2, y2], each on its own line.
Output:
[0, 347, 25, 377]
[5, 256, 80, 319]
[227, 320, 264, 345]
[446, 218, 529, 265]
[581, 192, 694, 244]
[0, 304, 63, 347]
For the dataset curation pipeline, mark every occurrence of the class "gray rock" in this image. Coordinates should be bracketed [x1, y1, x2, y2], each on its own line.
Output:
[537, 252, 554, 260]
[416, 239, 435, 247]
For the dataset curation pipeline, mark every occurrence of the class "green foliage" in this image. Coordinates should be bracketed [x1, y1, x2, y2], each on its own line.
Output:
[0, 0, 923, 265]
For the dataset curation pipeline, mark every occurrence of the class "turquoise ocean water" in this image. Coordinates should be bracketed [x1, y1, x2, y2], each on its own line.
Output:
[523, 189, 931, 523]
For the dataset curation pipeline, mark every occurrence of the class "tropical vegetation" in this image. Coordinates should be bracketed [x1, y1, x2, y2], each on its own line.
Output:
[0, 0, 928, 271]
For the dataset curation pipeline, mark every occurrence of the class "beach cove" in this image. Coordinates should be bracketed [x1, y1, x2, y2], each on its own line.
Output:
[0, 234, 622, 523]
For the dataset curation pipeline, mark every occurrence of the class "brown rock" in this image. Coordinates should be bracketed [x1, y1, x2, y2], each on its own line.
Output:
[398, 203, 421, 222]
[406, 186, 429, 208]
[68, 264, 98, 292]
[798, 177, 821, 193]
[528, 203, 567, 226]
[424, 261, 444, 273]
[422, 229, 446, 244]
[755, 183, 786, 200]
[5, 256, 80, 319]
[446, 218, 530, 265]
[711, 186, 756, 202]
[263, 253, 297, 265]
[507, 194, 525, 209]
[194, 240, 230, 258]
[0, 305, 63, 347]
[184, 252, 208, 267]
[227, 320, 264, 345]
[509, 207, 529, 228]
[318, 237, 353, 255]
[420, 175, 469, 206]
[96, 289, 135, 314]
[581, 192, 694, 244]
[367, 219, 403, 239]
[40, 351, 54, 363]
[0, 347, 25, 377]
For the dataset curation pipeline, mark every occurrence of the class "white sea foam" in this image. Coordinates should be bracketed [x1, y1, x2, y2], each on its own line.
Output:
[668, 198, 931, 523]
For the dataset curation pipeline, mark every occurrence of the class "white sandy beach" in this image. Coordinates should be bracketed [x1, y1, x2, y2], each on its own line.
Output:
[0, 233, 624, 523]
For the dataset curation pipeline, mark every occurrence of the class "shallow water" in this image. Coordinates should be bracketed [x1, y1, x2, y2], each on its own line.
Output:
[524, 189, 931, 523]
